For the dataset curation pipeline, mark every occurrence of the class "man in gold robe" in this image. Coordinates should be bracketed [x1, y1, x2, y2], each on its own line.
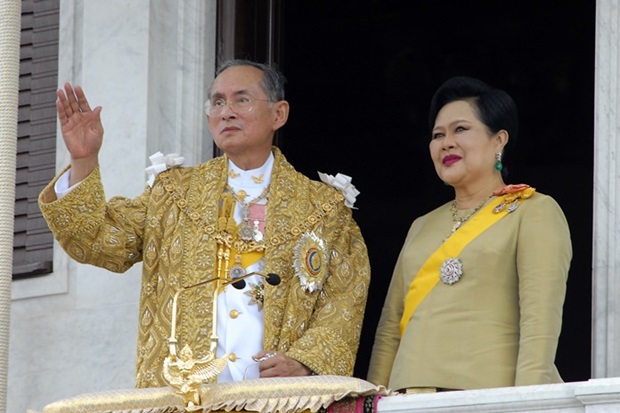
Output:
[39, 60, 370, 388]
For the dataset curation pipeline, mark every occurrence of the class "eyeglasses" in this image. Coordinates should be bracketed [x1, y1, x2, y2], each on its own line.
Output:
[205, 97, 273, 116]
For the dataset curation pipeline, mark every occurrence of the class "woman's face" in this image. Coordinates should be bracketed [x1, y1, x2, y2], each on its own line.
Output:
[429, 100, 506, 188]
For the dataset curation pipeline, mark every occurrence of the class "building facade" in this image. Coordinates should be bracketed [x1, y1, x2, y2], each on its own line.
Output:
[8, 0, 620, 412]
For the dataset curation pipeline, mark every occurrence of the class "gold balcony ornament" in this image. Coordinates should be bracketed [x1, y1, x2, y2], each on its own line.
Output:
[163, 271, 281, 409]
[162, 344, 228, 409]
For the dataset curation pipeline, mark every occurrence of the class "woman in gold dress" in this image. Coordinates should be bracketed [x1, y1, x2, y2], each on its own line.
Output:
[367, 76, 572, 392]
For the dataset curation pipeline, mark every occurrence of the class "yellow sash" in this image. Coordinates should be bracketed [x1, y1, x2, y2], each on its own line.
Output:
[399, 196, 517, 336]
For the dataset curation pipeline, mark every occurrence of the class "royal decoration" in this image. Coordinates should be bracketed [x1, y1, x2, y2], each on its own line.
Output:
[226, 184, 270, 243]
[440, 257, 463, 285]
[245, 282, 265, 310]
[293, 232, 329, 292]
[229, 263, 245, 279]
[492, 184, 536, 214]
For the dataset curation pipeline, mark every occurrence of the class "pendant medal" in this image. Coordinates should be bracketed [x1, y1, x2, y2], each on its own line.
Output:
[229, 255, 246, 279]
[238, 220, 256, 242]
[252, 220, 264, 242]
[229, 265, 245, 279]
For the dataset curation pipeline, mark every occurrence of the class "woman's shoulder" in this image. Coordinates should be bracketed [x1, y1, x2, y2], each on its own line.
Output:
[508, 185, 564, 212]
[496, 185, 569, 230]
[492, 183, 562, 209]
[409, 200, 452, 228]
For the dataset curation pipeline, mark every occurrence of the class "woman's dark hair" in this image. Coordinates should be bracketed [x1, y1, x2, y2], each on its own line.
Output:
[428, 76, 518, 178]
[428, 76, 518, 143]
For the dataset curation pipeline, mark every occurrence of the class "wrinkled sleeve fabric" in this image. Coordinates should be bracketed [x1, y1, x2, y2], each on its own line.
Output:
[366, 222, 416, 386]
[38, 166, 150, 273]
[515, 195, 572, 385]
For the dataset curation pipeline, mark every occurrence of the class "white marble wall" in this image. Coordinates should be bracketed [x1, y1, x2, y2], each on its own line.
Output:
[8, 1, 216, 412]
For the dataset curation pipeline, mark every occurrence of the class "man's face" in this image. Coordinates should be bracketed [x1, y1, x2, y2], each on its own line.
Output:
[206, 65, 286, 164]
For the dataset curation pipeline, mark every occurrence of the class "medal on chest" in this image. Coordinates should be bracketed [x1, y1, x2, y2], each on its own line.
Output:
[239, 203, 266, 243]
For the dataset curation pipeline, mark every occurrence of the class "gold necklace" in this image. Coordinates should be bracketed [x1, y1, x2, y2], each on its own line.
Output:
[447, 197, 489, 237]
[226, 184, 270, 242]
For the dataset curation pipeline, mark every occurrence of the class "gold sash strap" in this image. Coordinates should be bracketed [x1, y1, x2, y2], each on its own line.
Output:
[399, 195, 525, 336]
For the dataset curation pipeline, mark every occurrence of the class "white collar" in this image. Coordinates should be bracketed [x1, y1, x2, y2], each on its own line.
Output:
[227, 152, 274, 189]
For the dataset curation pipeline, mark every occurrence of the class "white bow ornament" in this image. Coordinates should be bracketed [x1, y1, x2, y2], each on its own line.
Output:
[317, 172, 360, 209]
[145, 151, 185, 187]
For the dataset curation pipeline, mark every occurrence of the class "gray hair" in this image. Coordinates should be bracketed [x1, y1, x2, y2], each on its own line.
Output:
[208, 59, 286, 102]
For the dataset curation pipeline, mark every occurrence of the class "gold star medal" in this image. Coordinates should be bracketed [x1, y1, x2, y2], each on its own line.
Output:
[293, 232, 329, 293]
[244, 282, 264, 310]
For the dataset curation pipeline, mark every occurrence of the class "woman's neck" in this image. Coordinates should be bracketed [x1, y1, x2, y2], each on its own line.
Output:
[453, 177, 505, 209]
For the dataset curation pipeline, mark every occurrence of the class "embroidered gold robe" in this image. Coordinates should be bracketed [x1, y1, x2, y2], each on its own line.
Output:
[39, 148, 371, 388]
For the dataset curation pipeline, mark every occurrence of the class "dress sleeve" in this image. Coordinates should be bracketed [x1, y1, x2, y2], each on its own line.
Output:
[285, 205, 371, 376]
[514, 194, 572, 385]
[38, 166, 150, 273]
[366, 223, 415, 387]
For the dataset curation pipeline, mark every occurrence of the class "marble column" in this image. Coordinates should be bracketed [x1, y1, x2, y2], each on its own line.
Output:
[146, 0, 216, 166]
[593, 0, 620, 379]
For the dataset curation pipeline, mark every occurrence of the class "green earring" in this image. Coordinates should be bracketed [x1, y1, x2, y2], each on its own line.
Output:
[494, 152, 503, 172]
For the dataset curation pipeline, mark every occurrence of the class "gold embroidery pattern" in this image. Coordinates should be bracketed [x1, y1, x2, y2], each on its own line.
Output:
[252, 173, 265, 184]
[158, 173, 344, 254]
[228, 169, 240, 179]
[38, 148, 370, 388]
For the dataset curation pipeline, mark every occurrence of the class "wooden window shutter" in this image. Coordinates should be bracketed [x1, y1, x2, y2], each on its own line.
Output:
[14, 0, 59, 279]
